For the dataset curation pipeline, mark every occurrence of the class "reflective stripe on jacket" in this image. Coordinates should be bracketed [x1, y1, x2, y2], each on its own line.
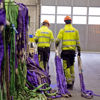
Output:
[57, 24, 80, 50]
[34, 26, 54, 47]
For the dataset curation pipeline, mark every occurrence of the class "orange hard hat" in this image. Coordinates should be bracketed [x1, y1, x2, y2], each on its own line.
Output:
[43, 20, 50, 25]
[64, 16, 72, 22]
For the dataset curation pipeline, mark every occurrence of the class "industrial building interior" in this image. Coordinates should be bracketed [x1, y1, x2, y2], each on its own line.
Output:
[0, 0, 100, 100]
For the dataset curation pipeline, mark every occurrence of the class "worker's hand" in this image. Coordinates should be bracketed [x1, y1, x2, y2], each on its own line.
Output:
[78, 51, 81, 56]
[55, 41, 60, 48]
[77, 46, 81, 56]
[35, 39, 38, 44]
[56, 42, 59, 47]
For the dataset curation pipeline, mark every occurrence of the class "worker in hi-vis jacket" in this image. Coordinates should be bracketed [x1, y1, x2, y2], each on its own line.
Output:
[55, 16, 81, 89]
[34, 20, 54, 71]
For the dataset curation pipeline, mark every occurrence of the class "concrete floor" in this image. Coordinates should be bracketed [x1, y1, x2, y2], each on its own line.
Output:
[49, 52, 100, 100]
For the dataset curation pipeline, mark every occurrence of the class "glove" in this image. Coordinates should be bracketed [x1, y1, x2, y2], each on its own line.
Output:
[35, 39, 38, 44]
[77, 46, 81, 56]
[55, 41, 60, 47]
[78, 51, 81, 56]
[56, 42, 59, 47]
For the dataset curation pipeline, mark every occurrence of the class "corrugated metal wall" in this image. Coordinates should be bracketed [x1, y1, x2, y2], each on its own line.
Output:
[41, 0, 100, 52]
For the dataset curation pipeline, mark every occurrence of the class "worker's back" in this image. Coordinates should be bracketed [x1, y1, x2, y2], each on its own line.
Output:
[35, 25, 54, 47]
[57, 24, 80, 50]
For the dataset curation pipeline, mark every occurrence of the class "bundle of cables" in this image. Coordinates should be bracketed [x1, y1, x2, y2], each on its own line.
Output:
[78, 56, 100, 99]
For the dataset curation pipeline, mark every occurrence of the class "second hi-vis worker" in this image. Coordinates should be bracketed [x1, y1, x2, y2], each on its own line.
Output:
[55, 16, 81, 89]
[34, 20, 54, 71]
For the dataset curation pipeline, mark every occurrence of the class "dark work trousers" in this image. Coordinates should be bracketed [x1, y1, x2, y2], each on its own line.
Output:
[38, 47, 50, 70]
[61, 50, 76, 85]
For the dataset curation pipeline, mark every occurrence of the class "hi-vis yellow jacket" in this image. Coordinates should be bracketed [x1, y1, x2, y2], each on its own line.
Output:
[56, 24, 80, 50]
[34, 25, 54, 47]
